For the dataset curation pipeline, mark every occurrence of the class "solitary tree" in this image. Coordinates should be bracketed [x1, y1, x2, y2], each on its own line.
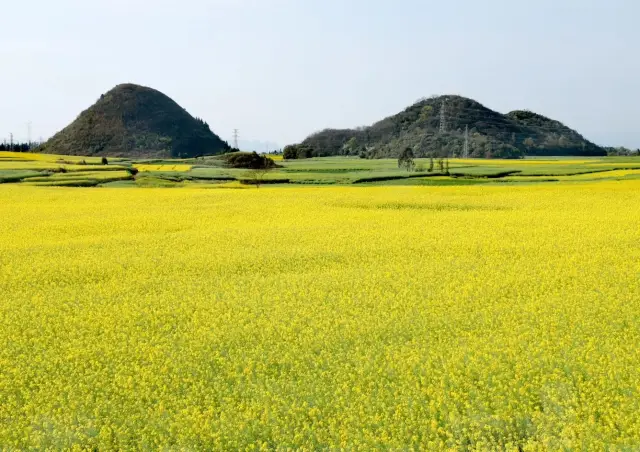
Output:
[343, 137, 358, 155]
[283, 144, 313, 160]
[398, 147, 415, 172]
[246, 154, 276, 188]
[428, 156, 434, 172]
[283, 145, 299, 160]
[437, 157, 445, 173]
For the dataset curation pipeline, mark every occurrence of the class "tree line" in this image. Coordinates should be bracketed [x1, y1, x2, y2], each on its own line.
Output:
[398, 147, 450, 173]
[604, 146, 640, 156]
[0, 142, 35, 152]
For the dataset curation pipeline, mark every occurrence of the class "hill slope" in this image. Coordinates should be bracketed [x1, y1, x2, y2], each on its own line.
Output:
[299, 95, 604, 158]
[39, 84, 230, 158]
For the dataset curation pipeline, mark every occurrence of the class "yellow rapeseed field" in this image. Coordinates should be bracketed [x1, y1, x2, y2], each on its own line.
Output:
[1, 182, 639, 450]
[0, 151, 113, 165]
[134, 164, 192, 172]
[557, 169, 640, 180]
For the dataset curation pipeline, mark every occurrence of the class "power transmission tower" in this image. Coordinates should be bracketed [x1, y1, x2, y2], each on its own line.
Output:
[463, 125, 469, 158]
[233, 129, 239, 149]
[439, 102, 447, 134]
[9, 133, 13, 150]
[27, 122, 32, 147]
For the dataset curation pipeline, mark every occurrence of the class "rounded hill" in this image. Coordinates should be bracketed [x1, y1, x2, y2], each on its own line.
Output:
[297, 95, 605, 158]
[39, 84, 230, 158]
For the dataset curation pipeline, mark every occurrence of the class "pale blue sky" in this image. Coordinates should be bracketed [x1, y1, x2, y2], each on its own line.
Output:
[1, 0, 638, 148]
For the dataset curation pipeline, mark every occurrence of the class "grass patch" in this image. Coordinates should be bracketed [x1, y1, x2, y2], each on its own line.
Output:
[366, 177, 491, 186]
[239, 178, 291, 185]
[353, 172, 444, 184]
[0, 170, 45, 183]
[28, 180, 101, 187]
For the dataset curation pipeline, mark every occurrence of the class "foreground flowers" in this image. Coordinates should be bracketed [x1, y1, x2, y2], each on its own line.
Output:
[0, 181, 639, 449]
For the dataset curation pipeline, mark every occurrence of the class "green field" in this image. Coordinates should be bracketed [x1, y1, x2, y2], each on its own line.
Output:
[2, 151, 640, 188]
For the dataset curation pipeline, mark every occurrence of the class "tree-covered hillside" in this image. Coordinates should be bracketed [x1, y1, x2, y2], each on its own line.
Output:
[294, 95, 604, 159]
[38, 84, 230, 158]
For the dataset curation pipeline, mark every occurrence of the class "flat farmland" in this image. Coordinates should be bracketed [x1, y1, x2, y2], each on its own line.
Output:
[1, 181, 639, 449]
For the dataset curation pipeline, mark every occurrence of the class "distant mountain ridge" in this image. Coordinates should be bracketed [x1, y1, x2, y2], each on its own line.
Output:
[298, 95, 604, 159]
[39, 84, 230, 158]
[233, 139, 281, 153]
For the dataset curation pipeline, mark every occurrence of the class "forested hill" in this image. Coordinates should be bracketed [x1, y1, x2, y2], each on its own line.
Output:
[297, 95, 604, 159]
[38, 84, 230, 158]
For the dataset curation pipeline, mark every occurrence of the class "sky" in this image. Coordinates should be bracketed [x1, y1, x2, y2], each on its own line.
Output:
[1, 0, 639, 149]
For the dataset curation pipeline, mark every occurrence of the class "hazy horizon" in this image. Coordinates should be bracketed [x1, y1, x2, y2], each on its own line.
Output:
[1, 0, 638, 149]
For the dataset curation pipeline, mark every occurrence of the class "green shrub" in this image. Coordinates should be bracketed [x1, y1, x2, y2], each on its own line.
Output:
[224, 152, 278, 169]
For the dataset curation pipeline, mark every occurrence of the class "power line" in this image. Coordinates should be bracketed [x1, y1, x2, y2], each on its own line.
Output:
[437, 112, 575, 128]
[412, 100, 566, 121]
[419, 108, 594, 135]
[463, 125, 469, 158]
[325, 103, 591, 139]
[436, 124, 586, 136]
[403, 124, 593, 142]
[414, 103, 581, 130]
[233, 129, 239, 149]
[396, 104, 594, 141]
[436, 108, 570, 128]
